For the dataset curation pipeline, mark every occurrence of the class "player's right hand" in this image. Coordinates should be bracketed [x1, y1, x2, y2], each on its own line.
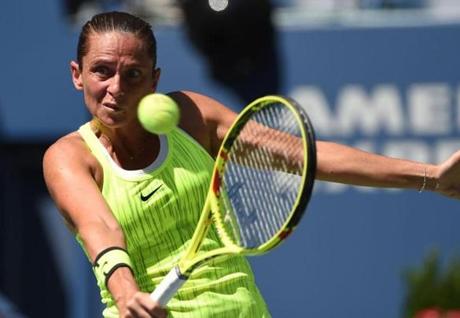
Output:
[121, 291, 167, 318]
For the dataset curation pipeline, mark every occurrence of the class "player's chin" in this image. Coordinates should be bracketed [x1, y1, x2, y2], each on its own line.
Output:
[99, 112, 129, 128]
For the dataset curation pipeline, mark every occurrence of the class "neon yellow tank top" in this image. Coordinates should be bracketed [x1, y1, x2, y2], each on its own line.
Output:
[78, 122, 270, 318]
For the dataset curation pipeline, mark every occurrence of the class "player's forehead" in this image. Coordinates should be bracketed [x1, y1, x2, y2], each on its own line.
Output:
[84, 31, 152, 65]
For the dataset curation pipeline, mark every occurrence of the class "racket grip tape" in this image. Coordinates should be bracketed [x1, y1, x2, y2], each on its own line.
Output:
[150, 266, 187, 306]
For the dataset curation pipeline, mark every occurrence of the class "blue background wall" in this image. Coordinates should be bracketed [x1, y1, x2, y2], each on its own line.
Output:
[1, 0, 459, 317]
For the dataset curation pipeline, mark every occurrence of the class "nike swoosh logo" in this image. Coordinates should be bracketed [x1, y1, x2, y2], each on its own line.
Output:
[140, 185, 163, 202]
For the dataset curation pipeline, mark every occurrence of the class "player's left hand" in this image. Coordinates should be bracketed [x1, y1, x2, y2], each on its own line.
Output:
[433, 150, 460, 200]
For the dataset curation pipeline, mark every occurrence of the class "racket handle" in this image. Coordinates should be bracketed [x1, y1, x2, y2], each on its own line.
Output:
[150, 266, 187, 306]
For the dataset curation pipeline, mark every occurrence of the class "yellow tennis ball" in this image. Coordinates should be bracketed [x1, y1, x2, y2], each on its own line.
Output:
[137, 93, 180, 134]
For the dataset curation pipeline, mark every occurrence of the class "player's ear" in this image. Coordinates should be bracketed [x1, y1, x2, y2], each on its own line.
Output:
[152, 67, 161, 91]
[70, 61, 83, 90]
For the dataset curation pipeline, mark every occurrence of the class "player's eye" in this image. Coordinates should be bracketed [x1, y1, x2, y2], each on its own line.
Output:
[125, 68, 142, 80]
[92, 65, 112, 78]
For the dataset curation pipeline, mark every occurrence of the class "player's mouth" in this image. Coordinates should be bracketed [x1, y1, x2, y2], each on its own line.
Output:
[103, 102, 123, 112]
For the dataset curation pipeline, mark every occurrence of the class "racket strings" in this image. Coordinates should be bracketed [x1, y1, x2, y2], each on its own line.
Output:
[220, 103, 305, 249]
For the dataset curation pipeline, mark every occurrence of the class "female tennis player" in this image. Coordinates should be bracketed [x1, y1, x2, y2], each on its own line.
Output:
[42, 11, 460, 318]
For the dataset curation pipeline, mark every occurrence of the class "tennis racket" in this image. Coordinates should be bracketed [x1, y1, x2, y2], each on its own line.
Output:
[150, 95, 316, 305]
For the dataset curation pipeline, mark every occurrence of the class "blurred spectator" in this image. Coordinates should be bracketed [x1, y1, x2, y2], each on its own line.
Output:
[178, 0, 281, 106]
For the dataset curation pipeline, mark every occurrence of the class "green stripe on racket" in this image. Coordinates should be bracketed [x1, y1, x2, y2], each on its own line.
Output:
[150, 95, 316, 305]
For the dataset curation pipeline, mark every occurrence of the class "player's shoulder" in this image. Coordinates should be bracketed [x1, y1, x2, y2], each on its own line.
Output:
[43, 131, 92, 170]
[43, 129, 104, 189]
[168, 90, 235, 118]
[167, 90, 237, 156]
[45, 131, 84, 156]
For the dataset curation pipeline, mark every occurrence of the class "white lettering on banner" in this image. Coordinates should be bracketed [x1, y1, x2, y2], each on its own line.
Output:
[292, 83, 456, 137]
[290, 83, 460, 194]
[290, 86, 334, 136]
[336, 85, 404, 136]
[408, 84, 451, 135]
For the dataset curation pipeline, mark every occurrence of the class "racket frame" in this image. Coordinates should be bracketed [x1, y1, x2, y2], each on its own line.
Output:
[150, 95, 316, 305]
[211, 95, 316, 255]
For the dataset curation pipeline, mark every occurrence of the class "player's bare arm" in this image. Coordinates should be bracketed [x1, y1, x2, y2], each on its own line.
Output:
[43, 133, 126, 256]
[315, 141, 460, 199]
[169, 92, 460, 200]
[43, 134, 166, 317]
